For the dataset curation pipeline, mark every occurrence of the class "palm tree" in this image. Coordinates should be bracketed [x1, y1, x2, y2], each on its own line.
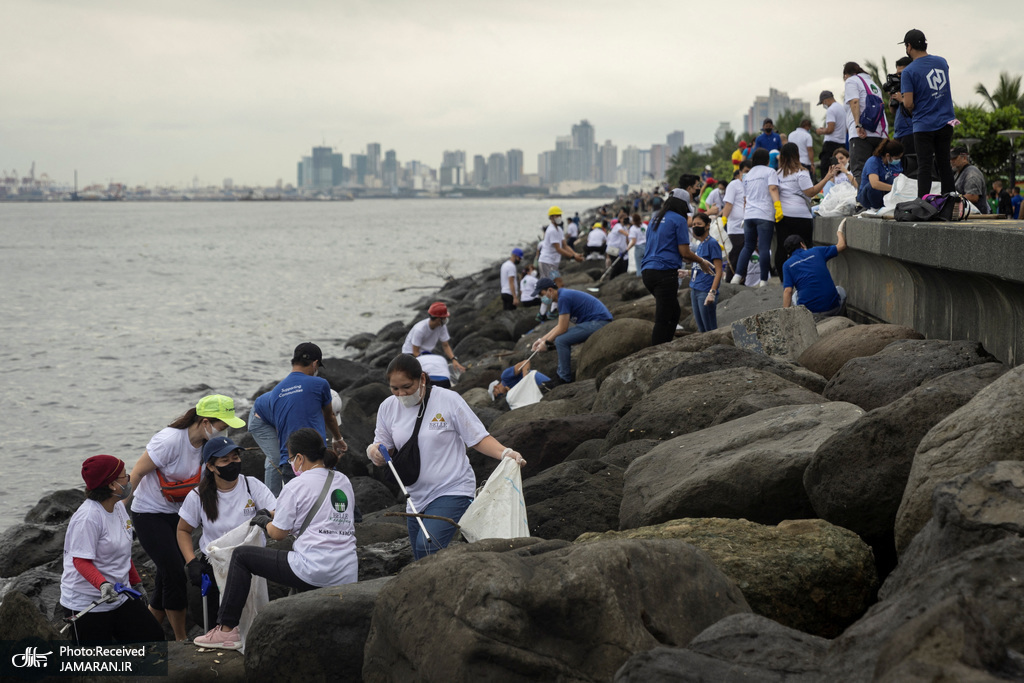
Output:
[864, 57, 890, 94]
[975, 72, 1024, 111]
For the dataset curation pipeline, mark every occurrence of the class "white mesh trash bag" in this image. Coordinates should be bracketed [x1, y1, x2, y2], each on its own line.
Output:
[459, 457, 530, 542]
[205, 522, 270, 653]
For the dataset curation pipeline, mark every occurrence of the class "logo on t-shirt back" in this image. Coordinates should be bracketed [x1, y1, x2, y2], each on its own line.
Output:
[327, 489, 351, 526]
[926, 68, 947, 92]
[428, 413, 448, 430]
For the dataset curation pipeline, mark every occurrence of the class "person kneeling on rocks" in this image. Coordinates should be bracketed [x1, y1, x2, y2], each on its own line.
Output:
[488, 358, 551, 401]
[193, 429, 357, 650]
[781, 219, 848, 318]
[368, 354, 525, 560]
[530, 278, 613, 386]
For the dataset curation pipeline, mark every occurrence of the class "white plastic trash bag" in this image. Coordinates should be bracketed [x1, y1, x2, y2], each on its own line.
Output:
[876, 175, 942, 217]
[459, 457, 530, 542]
[205, 522, 270, 653]
[817, 183, 858, 217]
[505, 370, 544, 410]
[710, 217, 730, 256]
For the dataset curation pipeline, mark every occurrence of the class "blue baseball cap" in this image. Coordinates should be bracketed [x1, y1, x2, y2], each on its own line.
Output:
[512, 248, 524, 258]
[202, 436, 242, 464]
[534, 277, 557, 297]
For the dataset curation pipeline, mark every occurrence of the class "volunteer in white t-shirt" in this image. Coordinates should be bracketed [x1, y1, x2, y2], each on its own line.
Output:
[538, 205, 583, 280]
[129, 394, 245, 641]
[194, 428, 357, 650]
[730, 148, 781, 287]
[401, 301, 466, 375]
[775, 142, 836, 276]
[842, 62, 887, 181]
[177, 437, 276, 614]
[565, 219, 580, 249]
[368, 354, 525, 559]
[722, 161, 749, 278]
[816, 90, 848, 179]
[626, 213, 647, 277]
[605, 218, 630, 279]
[60, 455, 164, 643]
[585, 222, 607, 258]
[787, 120, 815, 173]
[500, 248, 524, 310]
[519, 264, 541, 308]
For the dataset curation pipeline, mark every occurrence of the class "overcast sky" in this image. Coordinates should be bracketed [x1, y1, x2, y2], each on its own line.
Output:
[3, 0, 1022, 187]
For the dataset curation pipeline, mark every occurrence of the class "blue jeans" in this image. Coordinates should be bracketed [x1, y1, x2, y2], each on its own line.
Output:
[407, 495, 473, 560]
[249, 406, 285, 496]
[633, 242, 646, 276]
[554, 319, 610, 382]
[735, 218, 774, 283]
[690, 288, 718, 332]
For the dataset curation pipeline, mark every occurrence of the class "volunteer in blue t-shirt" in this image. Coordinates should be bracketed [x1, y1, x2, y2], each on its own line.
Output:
[857, 139, 904, 209]
[529, 278, 613, 385]
[752, 118, 782, 153]
[689, 213, 724, 332]
[892, 56, 916, 176]
[640, 177, 716, 346]
[781, 221, 848, 317]
[488, 358, 551, 400]
[898, 28, 955, 199]
[248, 343, 346, 495]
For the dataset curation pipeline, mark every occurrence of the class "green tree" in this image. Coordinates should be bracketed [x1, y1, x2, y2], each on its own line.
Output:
[953, 104, 1024, 181]
[975, 71, 1024, 112]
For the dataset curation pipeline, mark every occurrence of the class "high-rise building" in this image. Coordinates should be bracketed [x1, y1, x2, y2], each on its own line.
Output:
[714, 121, 733, 141]
[472, 155, 487, 186]
[538, 150, 554, 184]
[311, 146, 334, 189]
[382, 150, 398, 189]
[298, 156, 312, 188]
[487, 153, 508, 187]
[621, 145, 641, 184]
[572, 120, 596, 180]
[506, 149, 523, 185]
[349, 154, 368, 185]
[744, 88, 811, 133]
[366, 143, 381, 178]
[553, 136, 585, 183]
[440, 150, 466, 187]
[297, 160, 304, 188]
[599, 140, 617, 184]
[650, 144, 670, 182]
[639, 149, 651, 178]
[667, 130, 686, 156]
[331, 152, 344, 187]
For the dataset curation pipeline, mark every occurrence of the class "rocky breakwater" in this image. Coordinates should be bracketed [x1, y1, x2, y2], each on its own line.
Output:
[4, 239, 1023, 682]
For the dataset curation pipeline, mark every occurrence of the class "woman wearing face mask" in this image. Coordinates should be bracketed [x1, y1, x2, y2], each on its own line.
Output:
[193, 428, 356, 650]
[730, 148, 781, 287]
[858, 139, 904, 210]
[367, 354, 525, 559]
[688, 213, 724, 332]
[59, 455, 164, 643]
[128, 394, 245, 641]
[176, 437, 276, 615]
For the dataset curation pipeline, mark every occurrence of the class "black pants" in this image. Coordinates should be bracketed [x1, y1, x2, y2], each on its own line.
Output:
[585, 245, 606, 257]
[850, 136, 883, 184]
[775, 216, 814, 277]
[642, 268, 681, 345]
[727, 234, 744, 279]
[218, 547, 315, 629]
[132, 511, 187, 611]
[897, 134, 918, 178]
[608, 255, 628, 280]
[913, 125, 955, 198]
[521, 298, 541, 308]
[819, 141, 843, 179]
[62, 597, 165, 644]
[501, 293, 516, 310]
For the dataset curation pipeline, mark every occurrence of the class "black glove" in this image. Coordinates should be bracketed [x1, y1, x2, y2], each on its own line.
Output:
[253, 508, 272, 518]
[250, 513, 272, 530]
[186, 558, 204, 587]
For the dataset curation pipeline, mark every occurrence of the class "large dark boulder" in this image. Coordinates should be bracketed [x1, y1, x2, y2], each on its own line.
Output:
[730, 306, 819, 362]
[362, 538, 750, 682]
[24, 489, 86, 525]
[599, 440, 661, 469]
[606, 368, 826, 446]
[620, 402, 864, 529]
[580, 517, 876, 638]
[0, 523, 67, 578]
[245, 578, 392, 682]
[896, 365, 1024, 552]
[575, 319, 654, 382]
[357, 539, 414, 580]
[524, 460, 624, 541]
[452, 333, 513, 361]
[652, 344, 827, 394]
[3, 567, 62, 619]
[591, 345, 696, 416]
[822, 339, 998, 411]
[482, 412, 618, 481]
[798, 323, 923, 379]
[614, 614, 829, 683]
[804, 363, 1008, 570]
[336, 382, 391, 479]
[319, 357, 385, 392]
[564, 438, 608, 462]
[350, 476, 398, 514]
[0, 590, 65, 644]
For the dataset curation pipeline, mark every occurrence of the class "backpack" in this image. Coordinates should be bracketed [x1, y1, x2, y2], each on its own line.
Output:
[924, 193, 968, 222]
[857, 75, 886, 133]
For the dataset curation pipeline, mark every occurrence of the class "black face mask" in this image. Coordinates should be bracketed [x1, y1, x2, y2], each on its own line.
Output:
[692, 225, 707, 238]
[215, 461, 242, 482]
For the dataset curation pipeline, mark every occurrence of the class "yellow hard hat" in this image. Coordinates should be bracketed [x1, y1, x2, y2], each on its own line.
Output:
[548, 206, 562, 217]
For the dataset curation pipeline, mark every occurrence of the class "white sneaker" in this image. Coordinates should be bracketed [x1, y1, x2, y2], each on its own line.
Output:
[758, 280, 768, 288]
[729, 274, 743, 285]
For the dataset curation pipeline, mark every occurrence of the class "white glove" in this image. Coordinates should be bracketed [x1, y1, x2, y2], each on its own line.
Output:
[501, 448, 526, 466]
[704, 292, 716, 306]
[366, 443, 384, 467]
[99, 582, 118, 603]
[531, 338, 547, 353]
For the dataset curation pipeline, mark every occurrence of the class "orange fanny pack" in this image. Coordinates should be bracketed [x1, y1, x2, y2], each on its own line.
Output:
[156, 467, 201, 503]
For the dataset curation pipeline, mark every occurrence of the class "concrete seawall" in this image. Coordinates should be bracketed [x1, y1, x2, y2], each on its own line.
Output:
[813, 216, 1024, 367]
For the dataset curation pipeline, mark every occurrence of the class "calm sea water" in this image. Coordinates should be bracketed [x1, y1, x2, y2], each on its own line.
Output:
[0, 198, 596, 531]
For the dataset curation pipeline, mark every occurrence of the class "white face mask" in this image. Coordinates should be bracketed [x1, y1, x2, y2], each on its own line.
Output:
[205, 423, 227, 440]
[398, 383, 423, 408]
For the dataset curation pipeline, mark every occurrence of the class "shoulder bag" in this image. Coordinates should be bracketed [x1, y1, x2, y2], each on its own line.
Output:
[393, 384, 432, 486]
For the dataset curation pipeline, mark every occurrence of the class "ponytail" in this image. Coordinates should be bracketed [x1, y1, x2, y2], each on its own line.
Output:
[287, 428, 337, 470]
[199, 466, 220, 522]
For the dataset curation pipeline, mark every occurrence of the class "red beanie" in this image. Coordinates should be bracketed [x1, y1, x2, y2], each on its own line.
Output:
[82, 455, 124, 491]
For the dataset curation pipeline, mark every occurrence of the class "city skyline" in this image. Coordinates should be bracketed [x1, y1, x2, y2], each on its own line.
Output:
[3, 1, 1021, 187]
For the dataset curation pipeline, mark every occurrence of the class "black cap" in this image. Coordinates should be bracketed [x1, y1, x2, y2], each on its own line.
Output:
[818, 90, 834, 105]
[763, 117, 773, 125]
[784, 235, 805, 256]
[900, 29, 926, 46]
[292, 342, 325, 368]
[950, 145, 969, 158]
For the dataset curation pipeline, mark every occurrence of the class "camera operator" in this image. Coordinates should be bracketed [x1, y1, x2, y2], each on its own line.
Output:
[887, 56, 917, 177]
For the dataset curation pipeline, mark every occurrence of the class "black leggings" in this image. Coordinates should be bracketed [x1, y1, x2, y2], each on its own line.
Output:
[61, 597, 165, 644]
[218, 546, 315, 629]
[727, 234, 744, 278]
[132, 511, 187, 611]
[642, 268, 681, 345]
[775, 216, 814, 277]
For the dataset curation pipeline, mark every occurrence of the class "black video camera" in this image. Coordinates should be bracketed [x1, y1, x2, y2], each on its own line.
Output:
[882, 72, 902, 95]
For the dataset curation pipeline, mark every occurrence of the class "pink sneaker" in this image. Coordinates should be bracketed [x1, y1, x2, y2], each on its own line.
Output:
[194, 626, 242, 651]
